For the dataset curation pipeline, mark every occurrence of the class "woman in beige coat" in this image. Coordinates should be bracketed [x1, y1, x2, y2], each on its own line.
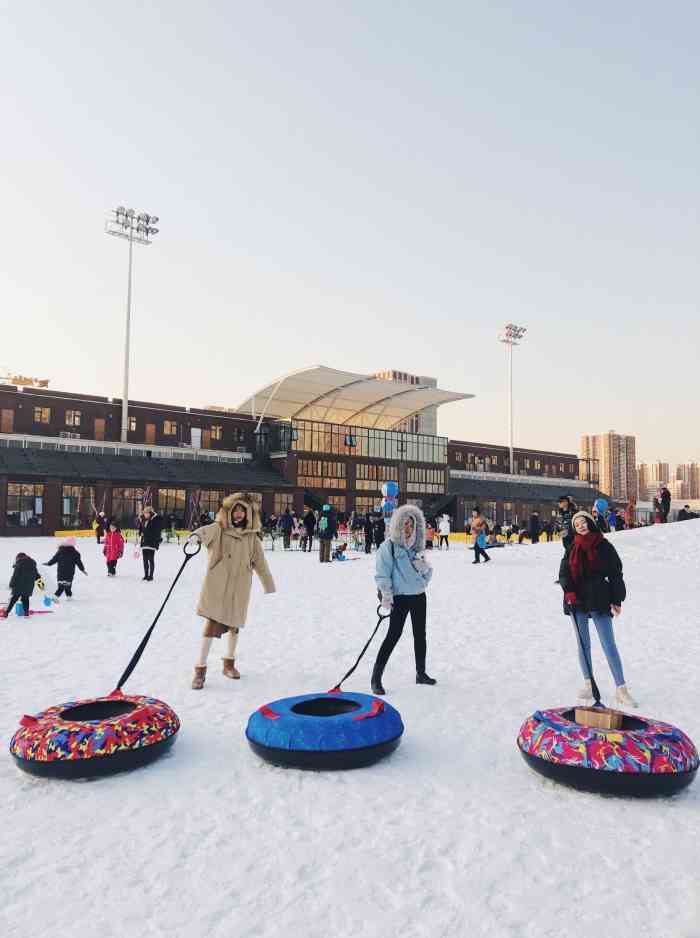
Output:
[190, 493, 275, 689]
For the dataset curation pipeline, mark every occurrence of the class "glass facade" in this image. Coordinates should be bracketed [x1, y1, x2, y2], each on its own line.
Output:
[297, 459, 346, 489]
[273, 492, 294, 515]
[112, 487, 148, 527]
[196, 490, 223, 520]
[355, 463, 397, 491]
[61, 484, 95, 528]
[354, 495, 381, 515]
[407, 467, 445, 494]
[159, 488, 187, 519]
[274, 419, 447, 464]
[6, 482, 44, 527]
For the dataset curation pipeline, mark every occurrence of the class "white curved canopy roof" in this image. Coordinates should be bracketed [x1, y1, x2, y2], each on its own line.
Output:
[238, 366, 473, 431]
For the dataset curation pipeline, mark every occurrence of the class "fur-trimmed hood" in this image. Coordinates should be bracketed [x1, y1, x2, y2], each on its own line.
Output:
[388, 504, 426, 552]
[216, 492, 262, 534]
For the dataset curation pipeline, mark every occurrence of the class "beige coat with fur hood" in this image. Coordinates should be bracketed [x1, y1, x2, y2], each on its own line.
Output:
[193, 493, 275, 628]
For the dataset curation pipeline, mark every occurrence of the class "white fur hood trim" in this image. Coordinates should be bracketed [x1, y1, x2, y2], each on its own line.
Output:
[388, 504, 426, 552]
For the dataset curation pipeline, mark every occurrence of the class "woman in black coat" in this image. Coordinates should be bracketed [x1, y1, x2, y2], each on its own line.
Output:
[139, 507, 163, 581]
[558, 511, 636, 708]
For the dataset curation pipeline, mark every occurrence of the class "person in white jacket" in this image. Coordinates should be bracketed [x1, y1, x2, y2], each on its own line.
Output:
[438, 516, 451, 550]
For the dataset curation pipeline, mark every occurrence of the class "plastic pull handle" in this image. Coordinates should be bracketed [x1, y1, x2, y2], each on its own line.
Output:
[259, 705, 280, 721]
[20, 715, 38, 728]
[353, 699, 385, 721]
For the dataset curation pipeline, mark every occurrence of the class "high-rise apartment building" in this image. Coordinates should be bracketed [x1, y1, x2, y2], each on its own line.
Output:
[581, 431, 637, 501]
[373, 369, 438, 435]
[676, 463, 700, 500]
[637, 461, 671, 500]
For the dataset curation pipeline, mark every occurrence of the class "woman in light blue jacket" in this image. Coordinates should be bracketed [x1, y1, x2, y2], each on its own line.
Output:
[371, 504, 436, 695]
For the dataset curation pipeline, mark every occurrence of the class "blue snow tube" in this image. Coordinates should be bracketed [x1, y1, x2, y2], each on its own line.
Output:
[246, 692, 404, 770]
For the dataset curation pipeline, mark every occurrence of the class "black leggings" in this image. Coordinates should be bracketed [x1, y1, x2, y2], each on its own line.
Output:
[473, 544, 489, 562]
[56, 582, 73, 597]
[374, 593, 427, 675]
[6, 592, 30, 615]
[106, 560, 118, 575]
[142, 550, 155, 579]
[439, 535, 449, 549]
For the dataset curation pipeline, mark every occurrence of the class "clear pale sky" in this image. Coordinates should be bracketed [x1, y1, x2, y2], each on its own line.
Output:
[1, 2, 698, 463]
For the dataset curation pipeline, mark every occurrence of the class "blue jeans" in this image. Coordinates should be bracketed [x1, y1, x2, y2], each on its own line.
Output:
[571, 609, 625, 687]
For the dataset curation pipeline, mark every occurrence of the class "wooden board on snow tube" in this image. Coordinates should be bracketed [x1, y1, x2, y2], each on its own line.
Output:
[517, 707, 699, 798]
[246, 691, 404, 770]
[9, 693, 180, 780]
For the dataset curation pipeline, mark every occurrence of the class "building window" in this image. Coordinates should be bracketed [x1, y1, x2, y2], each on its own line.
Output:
[560, 463, 565, 472]
[406, 467, 446, 494]
[128, 416, 137, 432]
[6, 482, 44, 527]
[211, 425, 223, 441]
[274, 493, 294, 515]
[233, 427, 245, 443]
[33, 406, 51, 424]
[163, 420, 178, 436]
[289, 419, 447, 464]
[355, 463, 397, 491]
[354, 495, 381, 515]
[61, 484, 95, 528]
[158, 488, 186, 522]
[112, 487, 149, 528]
[194, 490, 223, 522]
[326, 494, 346, 516]
[534, 460, 541, 470]
[297, 459, 347, 489]
[455, 452, 463, 463]
[65, 410, 81, 427]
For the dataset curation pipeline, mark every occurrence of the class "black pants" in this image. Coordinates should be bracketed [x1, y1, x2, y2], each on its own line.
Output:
[106, 560, 117, 575]
[56, 582, 73, 597]
[473, 544, 489, 563]
[374, 593, 427, 676]
[319, 540, 331, 562]
[439, 535, 449, 549]
[364, 537, 372, 554]
[304, 532, 314, 551]
[142, 550, 155, 579]
[283, 533, 291, 549]
[7, 592, 30, 615]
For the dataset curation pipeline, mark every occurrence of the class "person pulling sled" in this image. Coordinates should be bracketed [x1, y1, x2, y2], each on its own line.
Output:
[190, 493, 275, 689]
[371, 504, 436, 695]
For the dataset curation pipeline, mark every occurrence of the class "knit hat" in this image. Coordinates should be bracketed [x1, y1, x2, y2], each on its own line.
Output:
[571, 510, 598, 533]
[62, 537, 77, 547]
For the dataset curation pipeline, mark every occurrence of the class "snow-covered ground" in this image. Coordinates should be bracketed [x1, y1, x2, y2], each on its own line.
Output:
[2, 523, 700, 938]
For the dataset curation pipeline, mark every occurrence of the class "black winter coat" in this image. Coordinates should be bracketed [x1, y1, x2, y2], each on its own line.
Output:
[558, 538, 626, 615]
[46, 546, 85, 581]
[373, 518, 386, 545]
[10, 557, 40, 595]
[318, 508, 337, 540]
[558, 504, 577, 548]
[303, 511, 316, 533]
[279, 511, 294, 533]
[139, 514, 163, 550]
[528, 514, 541, 538]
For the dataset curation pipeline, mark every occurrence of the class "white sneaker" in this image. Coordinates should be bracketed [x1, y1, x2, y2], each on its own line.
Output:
[577, 679, 593, 701]
[615, 684, 638, 708]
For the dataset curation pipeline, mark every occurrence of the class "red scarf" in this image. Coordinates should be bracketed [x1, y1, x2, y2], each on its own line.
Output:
[568, 531, 603, 588]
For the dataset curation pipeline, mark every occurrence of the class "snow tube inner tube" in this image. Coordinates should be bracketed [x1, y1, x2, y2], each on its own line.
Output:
[517, 707, 699, 797]
[10, 692, 180, 779]
[246, 691, 403, 770]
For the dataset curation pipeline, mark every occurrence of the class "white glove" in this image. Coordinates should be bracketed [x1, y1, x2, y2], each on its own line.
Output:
[412, 553, 431, 575]
[380, 591, 393, 612]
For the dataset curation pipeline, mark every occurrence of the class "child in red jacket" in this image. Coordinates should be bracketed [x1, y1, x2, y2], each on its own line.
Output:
[103, 523, 125, 576]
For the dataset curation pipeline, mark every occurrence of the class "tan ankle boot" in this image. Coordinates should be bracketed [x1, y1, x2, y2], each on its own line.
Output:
[191, 665, 207, 690]
[222, 657, 240, 679]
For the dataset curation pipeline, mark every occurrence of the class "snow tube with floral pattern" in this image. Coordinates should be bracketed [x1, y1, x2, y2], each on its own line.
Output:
[10, 691, 180, 779]
[517, 707, 698, 797]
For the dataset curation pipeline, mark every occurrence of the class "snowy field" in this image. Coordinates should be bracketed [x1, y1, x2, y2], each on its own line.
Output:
[2, 522, 700, 938]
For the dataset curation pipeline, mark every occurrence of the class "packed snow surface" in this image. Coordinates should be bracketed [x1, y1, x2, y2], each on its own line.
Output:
[2, 523, 700, 938]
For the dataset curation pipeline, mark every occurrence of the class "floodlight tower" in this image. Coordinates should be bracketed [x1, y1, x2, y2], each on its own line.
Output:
[498, 323, 527, 475]
[105, 207, 160, 443]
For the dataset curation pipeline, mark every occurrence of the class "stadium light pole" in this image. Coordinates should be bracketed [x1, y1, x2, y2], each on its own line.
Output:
[105, 207, 160, 443]
[498, 323, 527, 475]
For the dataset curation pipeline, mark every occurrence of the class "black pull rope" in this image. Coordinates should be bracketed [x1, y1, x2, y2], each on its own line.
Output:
[113, 538, 202, 692]
[329, 604, 391, 692]
[568, 609, 602, 707]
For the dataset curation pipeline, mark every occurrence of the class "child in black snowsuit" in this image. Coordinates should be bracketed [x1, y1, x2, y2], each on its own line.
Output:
[1, 553, 41, 617]
[45, 537, 87, 598]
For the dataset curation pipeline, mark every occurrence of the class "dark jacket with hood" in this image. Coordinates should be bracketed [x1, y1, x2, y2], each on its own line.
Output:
[373, 516, 386, 545]
[558, 535, 626, 616]
[303, 510, 316, 533]
[139, 513, 164, 550]
[318, 506, 338, 540]
[558, 500, 578, 548]
[10, 556, 41, 595]
[46, 546, 85, 581]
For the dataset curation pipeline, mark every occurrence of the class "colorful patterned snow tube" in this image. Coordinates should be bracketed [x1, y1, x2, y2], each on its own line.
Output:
[517, 707, 699, 797]
[10, 691, 180, 779]
[246, 691, 403, 770]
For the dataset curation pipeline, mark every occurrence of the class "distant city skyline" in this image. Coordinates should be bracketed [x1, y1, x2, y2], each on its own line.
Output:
[2, 4, 698, 464]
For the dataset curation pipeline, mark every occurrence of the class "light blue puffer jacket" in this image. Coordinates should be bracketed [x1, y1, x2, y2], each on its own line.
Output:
[375, 505, 433, 598]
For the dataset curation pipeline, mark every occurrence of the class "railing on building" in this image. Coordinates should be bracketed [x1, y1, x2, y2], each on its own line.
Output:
[0, 433, 252, 465]
[449, 469, 596, 488]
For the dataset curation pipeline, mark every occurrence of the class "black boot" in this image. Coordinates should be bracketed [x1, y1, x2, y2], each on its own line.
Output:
[371, 663, 386, 696]
[416, 672, 437, 686]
